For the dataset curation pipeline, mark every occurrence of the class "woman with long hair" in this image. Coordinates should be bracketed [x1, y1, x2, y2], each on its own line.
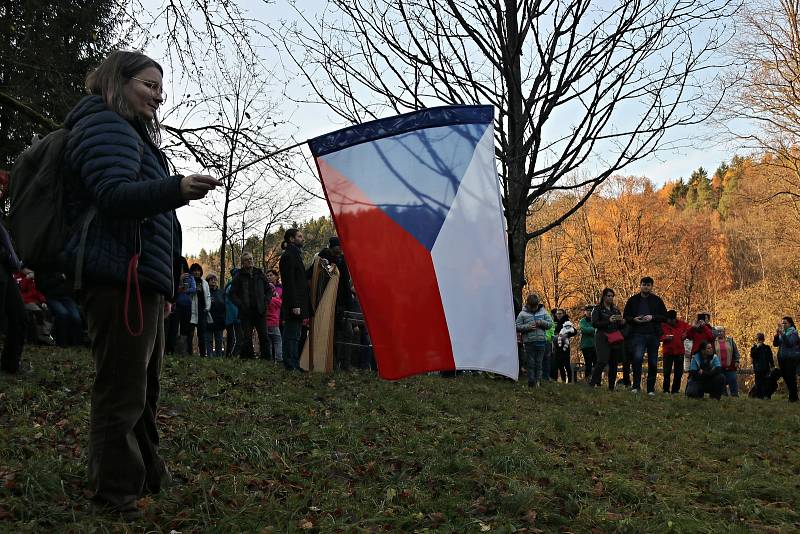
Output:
[590, 288, 625, 389]
[64, 50, 220, 519]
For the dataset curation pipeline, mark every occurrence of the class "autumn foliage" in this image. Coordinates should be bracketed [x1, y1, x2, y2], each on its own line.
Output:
[525, 154, 800, 368]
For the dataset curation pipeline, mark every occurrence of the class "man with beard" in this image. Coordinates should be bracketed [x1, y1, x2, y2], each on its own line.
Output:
[279, 229, 310, 371]
[230, 252, 272, 360]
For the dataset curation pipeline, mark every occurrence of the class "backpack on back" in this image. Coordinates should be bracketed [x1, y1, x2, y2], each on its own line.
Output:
[8, 129, 71, 271]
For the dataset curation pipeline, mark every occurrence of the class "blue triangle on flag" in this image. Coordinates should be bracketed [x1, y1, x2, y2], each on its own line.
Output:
[319, 122, 489, 251]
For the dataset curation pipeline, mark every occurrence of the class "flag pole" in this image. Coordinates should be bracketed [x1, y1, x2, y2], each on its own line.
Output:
[220, 139, 307, 180]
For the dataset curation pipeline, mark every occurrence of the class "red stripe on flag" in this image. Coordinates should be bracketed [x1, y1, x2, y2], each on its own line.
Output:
[316, 158, 456, 379]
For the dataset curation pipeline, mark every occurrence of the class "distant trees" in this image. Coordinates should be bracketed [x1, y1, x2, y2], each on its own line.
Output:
[0, 0, 120, 167]
[525, 153, 800, 368]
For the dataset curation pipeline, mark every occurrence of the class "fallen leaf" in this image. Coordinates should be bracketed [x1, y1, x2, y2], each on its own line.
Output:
[523, 510, 537, 525]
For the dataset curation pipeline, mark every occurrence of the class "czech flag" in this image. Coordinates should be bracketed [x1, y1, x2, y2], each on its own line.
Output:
[309, 105, 518, 380]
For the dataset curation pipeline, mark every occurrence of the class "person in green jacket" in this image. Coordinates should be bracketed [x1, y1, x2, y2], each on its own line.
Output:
[542, 309, 555, 382]
[579, 305, 596, 382]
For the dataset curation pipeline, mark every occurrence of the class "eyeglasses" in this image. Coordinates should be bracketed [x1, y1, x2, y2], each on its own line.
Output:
[129, 77, 167, 101]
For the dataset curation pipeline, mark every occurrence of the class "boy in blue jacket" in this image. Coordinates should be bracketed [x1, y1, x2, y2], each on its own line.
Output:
[686, 341, 725, 399]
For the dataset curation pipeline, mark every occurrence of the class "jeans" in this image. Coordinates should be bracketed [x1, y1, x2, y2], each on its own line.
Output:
[239, 311, 270, 359]
[631, 333, 660, 392]
[164, 311, 179, 354]
[781, 358, 798, 402]
[662, 354, 684, 393]
[523, 342, 546, 385]
[282, 318, 303, 370]
[686, 374, 725, 399]
[581, 347, 596, 382]
[47, 296, 83, 346]
[552, 344, 572, 382]
[722, 370, 739, 397]
[592, 331, 621, 390]
[268, 326, 283, 362]
[754, 370, 771, 399]
[542, 342, 553, 381]
[207, 328, 224, 358]
[186, 315, 207, 356]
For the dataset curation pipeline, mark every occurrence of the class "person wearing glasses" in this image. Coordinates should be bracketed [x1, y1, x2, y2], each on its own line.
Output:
[63, 50, 221, 519]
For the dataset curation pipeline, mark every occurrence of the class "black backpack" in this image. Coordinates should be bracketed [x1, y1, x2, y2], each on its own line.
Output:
[9, 129, 71, 271]
[9, 129, 98, 288]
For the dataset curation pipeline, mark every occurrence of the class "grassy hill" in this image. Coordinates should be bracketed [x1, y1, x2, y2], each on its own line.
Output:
[1, 347, 799, 533]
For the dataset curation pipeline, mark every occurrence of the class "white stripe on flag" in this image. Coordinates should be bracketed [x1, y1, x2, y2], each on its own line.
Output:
[430, 125, 519, 379]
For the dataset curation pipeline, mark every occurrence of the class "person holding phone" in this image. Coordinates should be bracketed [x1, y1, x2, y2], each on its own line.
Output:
[64, 51, 221, 518]
[590, 288, 625, 389]
[623, 276, 668, 395]
[685, 312, 714, 355]
[750, 333, 774, 399]
[773, 316, 800, 402]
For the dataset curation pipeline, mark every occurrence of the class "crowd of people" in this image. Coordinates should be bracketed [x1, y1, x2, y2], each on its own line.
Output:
[157, 232, 373, 372]
[516, 276, 799, 402]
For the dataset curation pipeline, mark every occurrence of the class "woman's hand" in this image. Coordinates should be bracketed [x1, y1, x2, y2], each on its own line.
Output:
[180, 174, 223, 200]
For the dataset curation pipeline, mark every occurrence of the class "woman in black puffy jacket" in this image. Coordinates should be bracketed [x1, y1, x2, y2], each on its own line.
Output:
[64, 50, 220, 519]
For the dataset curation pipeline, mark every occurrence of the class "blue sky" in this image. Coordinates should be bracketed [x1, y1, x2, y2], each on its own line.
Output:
[146, 0, 742, 254]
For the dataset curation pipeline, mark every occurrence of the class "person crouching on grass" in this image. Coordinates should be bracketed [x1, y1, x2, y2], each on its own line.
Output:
[686, 341, 725, 400]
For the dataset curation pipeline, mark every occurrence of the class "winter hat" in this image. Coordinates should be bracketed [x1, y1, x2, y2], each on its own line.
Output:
[329, 236, 341, 248]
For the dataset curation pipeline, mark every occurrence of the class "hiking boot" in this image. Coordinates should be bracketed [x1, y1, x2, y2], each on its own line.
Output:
[89, 501, 143, 521]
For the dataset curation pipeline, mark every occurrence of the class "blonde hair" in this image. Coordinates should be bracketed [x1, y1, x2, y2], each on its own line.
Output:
[85, 50, 163, 144]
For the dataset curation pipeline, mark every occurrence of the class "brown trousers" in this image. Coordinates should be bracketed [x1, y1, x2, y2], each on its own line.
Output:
[82, 285, 168, 509]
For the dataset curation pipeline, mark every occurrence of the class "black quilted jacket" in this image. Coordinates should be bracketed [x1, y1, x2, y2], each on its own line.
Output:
[62, 95, 185, 297]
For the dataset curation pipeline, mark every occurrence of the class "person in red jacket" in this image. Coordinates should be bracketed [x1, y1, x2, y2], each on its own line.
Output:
[660, 310, 690, 393]
[13, 270, 54, 345]
[685, 312, 714, 355]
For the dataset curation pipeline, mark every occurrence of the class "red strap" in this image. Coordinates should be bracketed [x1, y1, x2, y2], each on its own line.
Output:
[124, 253, 144, 337]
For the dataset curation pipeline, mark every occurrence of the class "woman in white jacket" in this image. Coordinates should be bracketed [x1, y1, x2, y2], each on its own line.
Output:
[188, 263, 212, 356]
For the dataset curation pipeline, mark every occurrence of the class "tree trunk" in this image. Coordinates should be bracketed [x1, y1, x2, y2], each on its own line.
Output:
[219, 193, 230, 286]
[504, 0, 527, 309]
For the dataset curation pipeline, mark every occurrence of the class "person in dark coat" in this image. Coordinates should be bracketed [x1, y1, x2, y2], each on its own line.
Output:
[623, 276, 668, 395]
[0, 214, 27, 373]
[750, 333, 774, 399]
[773, 316, 800, 402]
[279, 228, 310, 371]
[551, 308, 576, 382]
[206, 273, 226, 358]
[224, 267, 241, 358]
[230, 252, 272, 359]
[63, 51, 220, 520]
[590, 288, 625, 390]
